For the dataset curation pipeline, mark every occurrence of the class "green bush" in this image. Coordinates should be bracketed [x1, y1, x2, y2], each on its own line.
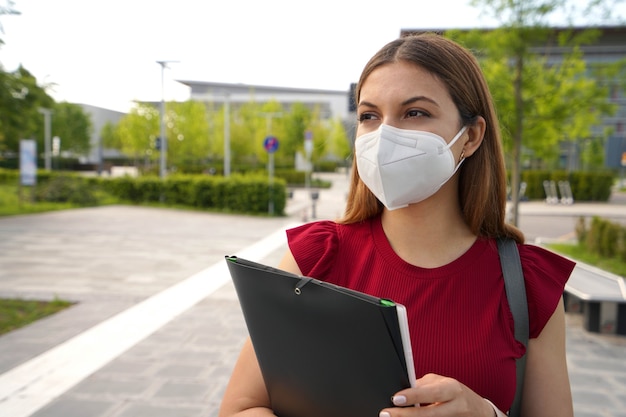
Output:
[575, 217, 588, 244]
[95, 173, 287, 215]
[0, 168, 19, 183]
[578, 216, 626, 261]
[35, 175, 98, 206]
[1, 168, 290, 216]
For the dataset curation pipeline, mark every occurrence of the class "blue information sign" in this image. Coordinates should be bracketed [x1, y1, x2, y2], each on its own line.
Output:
[264, 136, 279, 153]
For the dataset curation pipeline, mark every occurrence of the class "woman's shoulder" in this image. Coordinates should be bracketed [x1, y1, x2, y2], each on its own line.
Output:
[287, 219, 372, 243]
[517, 242, 576, 337]
[286, 219, 374, 277]
[517, 242, 576, 285]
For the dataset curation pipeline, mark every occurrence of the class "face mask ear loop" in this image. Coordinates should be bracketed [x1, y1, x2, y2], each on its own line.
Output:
[445, 125, 468, 151]
[447, 126, 468, 173]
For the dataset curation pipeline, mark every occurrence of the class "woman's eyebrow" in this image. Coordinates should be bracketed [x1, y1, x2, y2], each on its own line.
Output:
[401, 96, 440, 107]
[358, 96, 440, 109]
[357, 100, 377, 109]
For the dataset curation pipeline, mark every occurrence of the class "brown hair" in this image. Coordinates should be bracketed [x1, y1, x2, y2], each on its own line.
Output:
[340, 33, 523, 243]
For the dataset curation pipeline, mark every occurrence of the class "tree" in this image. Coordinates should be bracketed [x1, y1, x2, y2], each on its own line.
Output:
[100, 121, 119, 150]
[282, 102, 312, 166]
[449, 0, 618, 225]
[0, 65, 54, 155]
[165, 101, 211, 171]
[113, 101, 212, 173]
[42, 102, 93, 156]
[0, 0, 20, 42]
[115, 103, 160, 166]
[325, 117, 351, 162]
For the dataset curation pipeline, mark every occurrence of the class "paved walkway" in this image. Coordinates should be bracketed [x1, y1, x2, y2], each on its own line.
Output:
[0, 172, 625, 417]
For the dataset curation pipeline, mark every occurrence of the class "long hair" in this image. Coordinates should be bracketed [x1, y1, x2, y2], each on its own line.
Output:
[340, 33, 523, 243]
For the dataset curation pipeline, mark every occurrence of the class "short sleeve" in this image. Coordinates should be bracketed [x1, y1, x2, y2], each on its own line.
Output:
[518, 244, 576, 338]
[286, 221, 340, 279]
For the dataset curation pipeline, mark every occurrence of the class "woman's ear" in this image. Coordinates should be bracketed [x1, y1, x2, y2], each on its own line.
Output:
[462, 116, 486, 158]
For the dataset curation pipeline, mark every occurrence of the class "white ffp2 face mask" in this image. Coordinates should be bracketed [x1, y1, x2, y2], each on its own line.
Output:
[355, 124, 467, 210]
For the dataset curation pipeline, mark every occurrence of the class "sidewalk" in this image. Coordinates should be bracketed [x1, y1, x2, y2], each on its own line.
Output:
[0, 172, 625, 417]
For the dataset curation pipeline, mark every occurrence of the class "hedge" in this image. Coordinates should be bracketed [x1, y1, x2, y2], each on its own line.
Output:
[520, 170, 614, 202]
[99, 173, 287, 215]
[0, 169, 287, 216]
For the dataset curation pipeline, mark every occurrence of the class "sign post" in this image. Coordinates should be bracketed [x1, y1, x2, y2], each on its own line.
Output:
[52, 136, 61, 170]
[263, 136, 279, 215]
[19, 139, 37, 204]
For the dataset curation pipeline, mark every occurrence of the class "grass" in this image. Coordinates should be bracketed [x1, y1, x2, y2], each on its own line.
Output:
[0, 184, 79, 216]
[0, 183, 120, 217]
[546, 242, 626, 277]
[0, 298, 74, 336]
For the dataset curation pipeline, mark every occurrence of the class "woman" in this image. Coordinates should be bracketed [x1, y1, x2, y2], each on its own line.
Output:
[219, 33, 575, 417]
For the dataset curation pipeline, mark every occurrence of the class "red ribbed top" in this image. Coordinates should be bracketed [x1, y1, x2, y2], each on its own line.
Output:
[286, 216, 574, 412]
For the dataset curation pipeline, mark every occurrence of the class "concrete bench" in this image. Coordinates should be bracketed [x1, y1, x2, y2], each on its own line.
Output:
[563, 262, 626, 335]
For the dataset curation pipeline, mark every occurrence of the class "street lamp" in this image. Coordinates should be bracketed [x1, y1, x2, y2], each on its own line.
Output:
[38, 108, 53, 170]
[224, 92, 231, 177]
[156, 60, 178, 179]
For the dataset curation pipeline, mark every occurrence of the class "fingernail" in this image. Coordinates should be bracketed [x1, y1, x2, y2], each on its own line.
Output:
[379, 412, 391, 417]
[392, 395, 407, 406]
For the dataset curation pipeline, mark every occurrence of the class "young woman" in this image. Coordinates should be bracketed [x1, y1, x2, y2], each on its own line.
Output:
[219, 33, 575, 417]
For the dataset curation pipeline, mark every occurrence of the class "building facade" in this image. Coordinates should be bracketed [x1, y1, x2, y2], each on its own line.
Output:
[177, 80, 352, 122]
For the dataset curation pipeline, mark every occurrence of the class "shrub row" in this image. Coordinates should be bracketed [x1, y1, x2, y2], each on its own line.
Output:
[0, 169, 287, 216]
[520, 170, 614, 202]
[99, 174, 287, 215]
[576, 216, 626, 261]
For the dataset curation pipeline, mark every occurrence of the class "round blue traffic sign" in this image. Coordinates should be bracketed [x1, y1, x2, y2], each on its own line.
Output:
[264, 136, 279, 153]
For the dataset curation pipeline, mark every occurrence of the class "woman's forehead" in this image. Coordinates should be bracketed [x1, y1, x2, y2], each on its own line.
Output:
[359, 62, 452, 106]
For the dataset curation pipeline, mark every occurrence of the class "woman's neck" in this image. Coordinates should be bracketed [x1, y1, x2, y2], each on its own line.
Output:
[380, 197, 476, 268]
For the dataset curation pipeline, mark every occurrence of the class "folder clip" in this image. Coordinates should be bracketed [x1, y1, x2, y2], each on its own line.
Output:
[294, 277, 313, 295]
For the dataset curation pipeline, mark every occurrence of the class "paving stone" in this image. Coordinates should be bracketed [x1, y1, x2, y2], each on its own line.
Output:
[112, 403, 204, 417]
[71, 377, 150, 396]
[153, 381, 209, 400]
[30, 399, 114, 417]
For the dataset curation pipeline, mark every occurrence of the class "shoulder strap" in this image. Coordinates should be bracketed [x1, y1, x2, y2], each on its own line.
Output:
[497, 238, 528, 417]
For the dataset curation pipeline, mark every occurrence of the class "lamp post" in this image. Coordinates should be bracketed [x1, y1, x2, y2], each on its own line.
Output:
[38, 108, 53, 170]
[224, 92, 231, 177]
[156, 60, 178, 178]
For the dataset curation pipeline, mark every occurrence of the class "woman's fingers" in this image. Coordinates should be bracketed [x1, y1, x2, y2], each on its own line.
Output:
[381, 374, 494, 417]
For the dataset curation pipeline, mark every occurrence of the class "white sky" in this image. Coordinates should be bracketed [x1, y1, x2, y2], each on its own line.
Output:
[0, 0, 623, 113]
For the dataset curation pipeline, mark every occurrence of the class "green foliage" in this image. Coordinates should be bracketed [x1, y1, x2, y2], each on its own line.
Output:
[547, 241, 626, 278]
[519, 170, 614, 201]
[274, 169, 331, 188]
[450, 27, 614, 168]
[576, 216, 626, 263]
[572, 171, 613, 201]
[0, 65, 55, 154]
[46, 102, 93, 155]
[99, 173, 287, 215]
[0, 168, 291, 217]
[34, 175, 99, 206]
[111, 98, 350, 175]
[114, 104, 160, 162]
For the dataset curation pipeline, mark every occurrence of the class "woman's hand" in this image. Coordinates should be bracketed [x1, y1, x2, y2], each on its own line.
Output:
[379, 373, 496, 417]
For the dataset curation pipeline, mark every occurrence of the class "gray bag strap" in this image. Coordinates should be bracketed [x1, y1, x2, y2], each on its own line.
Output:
[497, 238, 528, 417]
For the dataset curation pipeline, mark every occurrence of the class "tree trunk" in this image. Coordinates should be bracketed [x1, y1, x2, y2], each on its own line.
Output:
[511, 53, 524, 227]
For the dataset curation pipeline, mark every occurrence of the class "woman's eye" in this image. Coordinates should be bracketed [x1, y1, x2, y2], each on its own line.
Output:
[406, 109, 428, 118]
[358, 113, 378, 122]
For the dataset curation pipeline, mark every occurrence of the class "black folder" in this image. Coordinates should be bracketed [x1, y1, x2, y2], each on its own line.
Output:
[225, 256, 416, 417]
